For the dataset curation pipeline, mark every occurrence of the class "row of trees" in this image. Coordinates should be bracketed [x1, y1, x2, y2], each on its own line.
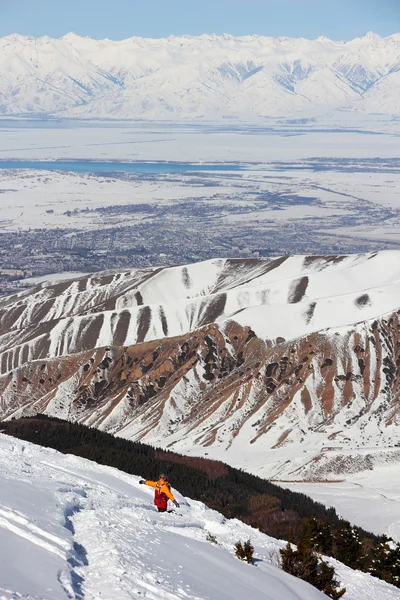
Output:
[280, 516, 400, 597]
[302, 517, 400, 586]
[280, 539, 345, 599]
[233, 528, 346, 599]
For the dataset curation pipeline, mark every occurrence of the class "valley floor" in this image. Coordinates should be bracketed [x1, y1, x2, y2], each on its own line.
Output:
[1, 120, 400, 280]
[282, 465, 400, 540]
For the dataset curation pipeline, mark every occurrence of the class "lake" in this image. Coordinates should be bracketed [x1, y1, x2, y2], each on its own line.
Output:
[0, 160, 242, 174]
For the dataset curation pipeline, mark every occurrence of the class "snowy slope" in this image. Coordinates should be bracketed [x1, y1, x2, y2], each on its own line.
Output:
[0, 32, 399, 119]
[0, 433, 398, 600]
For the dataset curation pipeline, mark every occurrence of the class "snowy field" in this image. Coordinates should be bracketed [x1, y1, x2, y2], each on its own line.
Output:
[0, 169, 236, 232]
[0, 160, 399, 239]
[0, 119, 399, 162]
[0, 434, 398, 600]
[0, 122, 399, 244]
[282, 466, 400, 541]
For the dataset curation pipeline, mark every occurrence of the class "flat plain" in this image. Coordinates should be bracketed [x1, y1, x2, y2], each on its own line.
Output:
[1, 118, 399, 281]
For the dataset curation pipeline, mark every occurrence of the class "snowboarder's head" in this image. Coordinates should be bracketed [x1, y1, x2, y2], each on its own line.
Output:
[159, 473, 167, 481]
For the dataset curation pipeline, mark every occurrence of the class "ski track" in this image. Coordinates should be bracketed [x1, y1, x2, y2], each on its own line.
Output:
[352, 483, 400, 542]
[0, 509, 67, 558]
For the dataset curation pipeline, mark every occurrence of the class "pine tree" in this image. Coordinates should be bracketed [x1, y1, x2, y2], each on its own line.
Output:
[280, 538, 346, 599]
[302, 517, 333, 555]
[334, 520, 362, 569]
[318, 561, 346, 599]
[280, 540, 319, 584]
[369, 536, 400, 587]
[319, 523, 334, 555]
[234, 539, 254, 564]
[303, 518, 320, 548]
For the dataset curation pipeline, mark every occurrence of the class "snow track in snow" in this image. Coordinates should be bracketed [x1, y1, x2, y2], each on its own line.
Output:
[0, 505, 69, 557]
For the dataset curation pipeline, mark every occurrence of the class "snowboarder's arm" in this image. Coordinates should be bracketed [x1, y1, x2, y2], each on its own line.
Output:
[143, 480, 158, 488]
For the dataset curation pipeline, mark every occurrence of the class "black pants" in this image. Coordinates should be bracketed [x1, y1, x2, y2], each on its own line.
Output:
[157, 507, 167, 512]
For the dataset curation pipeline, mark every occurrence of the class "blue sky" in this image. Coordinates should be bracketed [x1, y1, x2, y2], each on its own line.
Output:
[0, 0, 399, 40]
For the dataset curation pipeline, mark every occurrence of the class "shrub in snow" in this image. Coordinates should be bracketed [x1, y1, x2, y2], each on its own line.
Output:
[206, 532, 219, 545]
[235, 539, 254, 564]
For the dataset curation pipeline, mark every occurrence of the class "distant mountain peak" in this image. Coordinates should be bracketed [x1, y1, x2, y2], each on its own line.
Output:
[62, 32, 83, 40]
[0, 32, 398, 119]
[363, 31, 382, 40]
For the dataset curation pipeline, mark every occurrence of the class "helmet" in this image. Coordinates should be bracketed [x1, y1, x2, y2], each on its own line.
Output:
[159, 473, 167, 480]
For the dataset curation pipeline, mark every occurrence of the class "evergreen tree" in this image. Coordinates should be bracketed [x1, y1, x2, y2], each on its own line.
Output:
[280, 537, 346, 599]
[302, 517, 320, 548]
[302, 517, 333, 555]
[369, 536, 400, 587]
[334, 520, 362, 569]
[319, 523, 334, 555]
[318, 561, 346, 600]
[280, 540, 319, 584]
[234, 539, 254, 563]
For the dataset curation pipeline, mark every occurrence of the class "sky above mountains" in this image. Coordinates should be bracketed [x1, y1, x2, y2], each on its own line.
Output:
[0, 0, 399, 40]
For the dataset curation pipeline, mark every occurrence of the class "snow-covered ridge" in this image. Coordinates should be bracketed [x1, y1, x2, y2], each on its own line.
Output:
[2, 251, 400, 370]
[1, 32, 399, 119]
[0, 433, 398, 600]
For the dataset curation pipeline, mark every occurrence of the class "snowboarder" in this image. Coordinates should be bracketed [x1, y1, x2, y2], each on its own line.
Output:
[139, 473, 180, 512]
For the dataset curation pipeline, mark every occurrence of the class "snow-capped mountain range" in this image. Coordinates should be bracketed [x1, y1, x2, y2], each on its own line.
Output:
[2, 251, 400, 480]
[1, 32, 399, 119]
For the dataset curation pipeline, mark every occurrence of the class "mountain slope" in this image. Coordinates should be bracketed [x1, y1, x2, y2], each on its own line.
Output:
[2, 251, 400, 480]
[0, 32, 399, 119]
[2, 252, 400, 369]
[1, 432, 399, 600]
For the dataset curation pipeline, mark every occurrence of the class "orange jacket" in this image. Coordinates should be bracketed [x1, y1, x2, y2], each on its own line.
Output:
[144, 479, 176, 502]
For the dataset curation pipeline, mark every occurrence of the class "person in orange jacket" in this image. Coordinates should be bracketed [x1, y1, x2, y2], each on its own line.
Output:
[139, 473, 180, 512]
